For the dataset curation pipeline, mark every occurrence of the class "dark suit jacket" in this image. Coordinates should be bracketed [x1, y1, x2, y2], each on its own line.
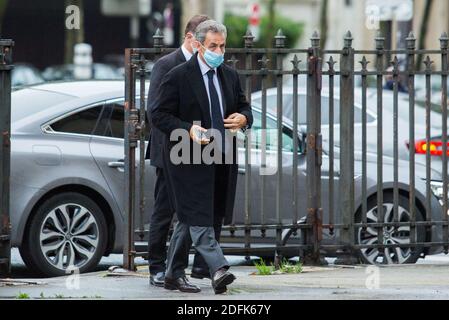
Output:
[145, 48, 186, 168]
[151, 53, 253, 226]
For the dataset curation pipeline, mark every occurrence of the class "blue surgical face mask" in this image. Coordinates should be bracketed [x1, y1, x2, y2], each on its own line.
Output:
[200, 44, 224, 68]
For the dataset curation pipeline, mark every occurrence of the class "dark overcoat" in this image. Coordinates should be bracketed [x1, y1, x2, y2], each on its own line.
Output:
[145, 48, 186, 168]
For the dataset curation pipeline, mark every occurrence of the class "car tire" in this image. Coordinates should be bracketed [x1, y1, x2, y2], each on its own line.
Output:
[20, 192, 107, 277]
[265, 223, 304, 261]
[355, 192, 425, 265]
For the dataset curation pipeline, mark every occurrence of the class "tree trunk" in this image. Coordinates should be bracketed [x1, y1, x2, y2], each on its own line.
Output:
[0, 0, 8, 36]
[416, 0, 433, 70]
[266, 0, 276, 86]
[319, 0, 328, 56]
[266, 0, 276, 49]
[64, 0, 85, 64]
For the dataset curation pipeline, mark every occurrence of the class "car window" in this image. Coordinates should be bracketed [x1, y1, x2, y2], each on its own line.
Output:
[104, 102, 125, 138]
[96, 100, 150, 140]
[50, 105, 103, 135]
[238, 108, 301, 153]
[252, 93, 375, 125]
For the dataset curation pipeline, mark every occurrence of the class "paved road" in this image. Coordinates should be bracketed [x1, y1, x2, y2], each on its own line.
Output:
[9, 247, 449, 279]
[2, 249, 449, 299]
[7, 248, 260, 278]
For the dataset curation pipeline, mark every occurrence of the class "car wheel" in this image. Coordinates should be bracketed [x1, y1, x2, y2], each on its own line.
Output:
[355, 192, 425, 265]
[20, 192, 107, 277]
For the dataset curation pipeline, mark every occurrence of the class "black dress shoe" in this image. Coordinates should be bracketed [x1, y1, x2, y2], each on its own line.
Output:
[212, 268, 236, 294]
[214, 285, 227, 294]
[149, 272, 165, 287]
[164, 276, 201, 293]
[191, 267, 211, 280]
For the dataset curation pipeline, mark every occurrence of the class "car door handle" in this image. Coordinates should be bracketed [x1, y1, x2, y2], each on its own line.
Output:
[108, 160, 125, 168]
[238, 167, 245, 174]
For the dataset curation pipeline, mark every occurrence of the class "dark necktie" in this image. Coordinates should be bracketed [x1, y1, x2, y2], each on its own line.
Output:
[206, 69, 226, 152]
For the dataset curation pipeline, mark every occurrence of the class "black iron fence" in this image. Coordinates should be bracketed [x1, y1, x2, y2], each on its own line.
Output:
[0, 38, 13, 276]
[124, 29, 449, 270]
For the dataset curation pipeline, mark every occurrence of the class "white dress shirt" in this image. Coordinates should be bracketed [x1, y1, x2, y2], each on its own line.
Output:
[196, 54, 225, 119]
[181, 44, 193, 61]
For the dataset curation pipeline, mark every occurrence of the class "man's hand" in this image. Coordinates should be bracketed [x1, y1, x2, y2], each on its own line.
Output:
[224, 113, 247, 132]
[189, 124, 210, 144]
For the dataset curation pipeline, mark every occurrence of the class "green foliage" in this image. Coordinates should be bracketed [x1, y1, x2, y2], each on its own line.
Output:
[279, 259, 303, 274]
[16, 292, 30, 299]
[224, 12, 304, 48]
[254, 259, 274, 275]
[254, 258, 303, 275]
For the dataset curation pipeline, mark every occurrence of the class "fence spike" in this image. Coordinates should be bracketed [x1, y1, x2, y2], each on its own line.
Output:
[227, 54, 239, 68]
[327, 56, 337, 71]
[290, 54, 300, 70]
[406, 32, 416, 50]
[344, 31, 353, 48]
[275, 29, 286, 48]
[424, 55, 434, 71]
[259, 54, 270, 69]
[153, 28, 164, 48]
[276, 28, 285, 37]
[375, 31, 385, 50]
[244, 29, 255, 48]
[359, 56, 369, 70]
[310, 30, 320, 48]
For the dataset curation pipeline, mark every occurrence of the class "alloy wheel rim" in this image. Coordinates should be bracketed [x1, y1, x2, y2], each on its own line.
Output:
[357, 203, 414, 264]
[39, 203, 99, 271]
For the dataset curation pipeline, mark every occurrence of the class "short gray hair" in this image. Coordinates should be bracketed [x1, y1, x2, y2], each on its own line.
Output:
[194, 20, 227, 44]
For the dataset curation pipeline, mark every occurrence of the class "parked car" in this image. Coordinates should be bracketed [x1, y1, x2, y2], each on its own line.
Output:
[12, 63, 45, 88]
[250, 86, 449, 264]
[10, 81, 445, 277]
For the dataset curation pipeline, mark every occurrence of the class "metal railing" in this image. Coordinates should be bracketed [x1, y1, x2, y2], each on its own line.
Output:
[124, 29, 449, 269]
[0, 38, 13, 277]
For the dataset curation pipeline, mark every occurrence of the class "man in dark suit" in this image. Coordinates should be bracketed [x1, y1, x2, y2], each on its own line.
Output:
[151, 20, 253, 294]
[145, 14, 211, 287]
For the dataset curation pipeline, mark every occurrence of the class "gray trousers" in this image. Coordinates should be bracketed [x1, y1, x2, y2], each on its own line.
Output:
[165, 221, 229, 280]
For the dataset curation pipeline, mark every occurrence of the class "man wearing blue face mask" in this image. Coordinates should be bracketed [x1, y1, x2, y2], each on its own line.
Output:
[146, 14, 211, 289]
[151, 20, 253, 294]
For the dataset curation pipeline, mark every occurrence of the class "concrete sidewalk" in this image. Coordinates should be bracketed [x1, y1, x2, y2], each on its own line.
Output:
[2, 263, 449, 299]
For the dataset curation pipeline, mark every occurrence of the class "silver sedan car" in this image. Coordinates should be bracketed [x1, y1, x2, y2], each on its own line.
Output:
[10, 81, 446, 277]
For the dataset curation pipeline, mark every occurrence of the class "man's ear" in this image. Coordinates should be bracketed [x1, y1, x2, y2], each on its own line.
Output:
[192, 40, 201, 51]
